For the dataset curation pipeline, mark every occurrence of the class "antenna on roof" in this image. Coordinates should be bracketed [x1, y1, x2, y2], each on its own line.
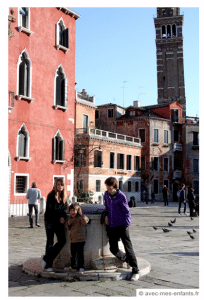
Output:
[121, 81, 128, 107]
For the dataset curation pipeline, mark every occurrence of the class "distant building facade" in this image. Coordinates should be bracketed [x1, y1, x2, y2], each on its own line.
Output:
[75, 90, 142, 203]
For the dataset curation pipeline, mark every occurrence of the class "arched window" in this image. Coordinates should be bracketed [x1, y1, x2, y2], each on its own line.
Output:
[172, 24, 176, 37]
[53, 130, 65, 163]
[162, 25, 166, 38]
[17, 49, 33, 101]
[55, 18, 69, 52]
[17, 124, 30, 160]
[167, 25, 171, 38]
[54, 65, 68, 109]
[19, 53, 29, 97]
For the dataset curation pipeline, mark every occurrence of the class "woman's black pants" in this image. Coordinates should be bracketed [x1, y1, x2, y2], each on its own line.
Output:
[44, 222, 66, 268]
[107, 225, 139, 274]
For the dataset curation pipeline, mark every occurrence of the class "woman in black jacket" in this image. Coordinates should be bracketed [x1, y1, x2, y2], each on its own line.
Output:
[41, 178, 68, 271]
[187, 188, 196, 217]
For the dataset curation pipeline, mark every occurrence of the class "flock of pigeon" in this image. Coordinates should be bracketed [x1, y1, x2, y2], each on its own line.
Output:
[152, 217, 197, 240]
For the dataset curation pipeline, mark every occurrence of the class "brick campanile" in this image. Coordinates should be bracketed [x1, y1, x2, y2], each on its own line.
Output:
[154, 7, 186, 117]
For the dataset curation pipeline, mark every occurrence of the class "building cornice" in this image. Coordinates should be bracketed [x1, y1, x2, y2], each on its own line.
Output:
[58, 7, 81, 20]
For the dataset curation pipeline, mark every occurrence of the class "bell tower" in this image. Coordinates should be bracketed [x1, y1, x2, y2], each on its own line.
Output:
[154, 7, 186, 117]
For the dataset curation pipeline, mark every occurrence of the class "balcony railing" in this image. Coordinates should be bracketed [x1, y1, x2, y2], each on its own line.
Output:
[173, 143, 182, 152]
[8, 90, 15, 112]
[76, 128, 141, 146]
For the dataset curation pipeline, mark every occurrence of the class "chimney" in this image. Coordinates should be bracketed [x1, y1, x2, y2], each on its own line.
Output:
[133, 101, 140, 108]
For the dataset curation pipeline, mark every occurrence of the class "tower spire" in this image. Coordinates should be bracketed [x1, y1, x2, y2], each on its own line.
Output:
[154, 7, 186, 117]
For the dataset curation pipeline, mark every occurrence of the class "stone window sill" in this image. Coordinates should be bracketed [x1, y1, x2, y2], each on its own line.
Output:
[56, 44, 69, 53]
[53, 160, 65, 164]
[17, 95, 34, 103]
[16, 156, 32, 162]
[17, 26, 34, 36]
[53, 105, 68, 112]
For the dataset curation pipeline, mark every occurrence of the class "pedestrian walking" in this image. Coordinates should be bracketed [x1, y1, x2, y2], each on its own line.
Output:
[187, 188, 196, 217]
[178, 183, 187, 215]
[65, 203, 89, 274]
[162, 185, 169, 206]
[41, 178, 68, 272]
[104, 177, 140, 281]
[26, 182, 41, 228]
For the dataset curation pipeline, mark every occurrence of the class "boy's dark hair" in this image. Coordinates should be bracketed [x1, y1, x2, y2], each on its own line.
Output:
[68, 203, 82, 215]
[104, 177, 118, 189]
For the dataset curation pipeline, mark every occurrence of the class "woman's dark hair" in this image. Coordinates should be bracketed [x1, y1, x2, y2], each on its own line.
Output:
[104, 177, 118, 189]
[68, 203, 82, 215]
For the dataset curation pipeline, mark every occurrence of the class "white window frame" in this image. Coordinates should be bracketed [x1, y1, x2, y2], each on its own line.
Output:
[16, 123, 31, 161]
[53, 130, 65, 164]
[17, 7, 34, 35]
[54, 64, 68, 111]
[126, 154, 132, 170]
[153, 128, 159, 144]
[16, 48, 34, 102]
[134, 155, 140, 171]
[128, 181, 132, 192]
[55, 18, 69, 53]
[83, 114, 89, 132]
[119, 180, 123, 191]
[94, 150, 103, 168]
[164, 130, 169, 145]
[117, 153, 124, 170]
[53, 175, 65, 186]
[107, 108, 114, 118]
[163, 179, 169, 188]
[135, 181, 140, 192]
[14, 173, 29, 196]
[110, 152, 115, 169]
[95, 180, 101, 192]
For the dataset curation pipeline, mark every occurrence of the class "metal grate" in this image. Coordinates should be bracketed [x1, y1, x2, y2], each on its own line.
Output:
[16, 176, 27, 193]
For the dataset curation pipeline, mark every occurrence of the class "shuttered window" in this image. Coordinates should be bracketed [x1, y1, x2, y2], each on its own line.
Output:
[94, 150, 102, 168]
[19, 54, 29, 97]
[18, 131, 26, 157]
[134, 156, 140, 171]
[55, 67, 68, 108]
[154, 129, 159, 143]
[117, 153, 124, 170]
[56, 19, 69, 53]
[53, 136, 65, 162]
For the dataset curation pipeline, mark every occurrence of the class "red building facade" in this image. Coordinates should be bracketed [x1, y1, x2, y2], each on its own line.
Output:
[8, 7, 80, 215]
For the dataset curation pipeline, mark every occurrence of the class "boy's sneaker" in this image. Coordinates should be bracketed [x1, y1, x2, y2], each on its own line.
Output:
[41, 255, 46, 270]
[131, 273, 139, 281]
[46, 267, 54, 272]
[78, 268, 84, 274]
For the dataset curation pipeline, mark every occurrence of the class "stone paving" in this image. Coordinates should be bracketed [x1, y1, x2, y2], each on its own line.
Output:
[8, 202, 199, 296]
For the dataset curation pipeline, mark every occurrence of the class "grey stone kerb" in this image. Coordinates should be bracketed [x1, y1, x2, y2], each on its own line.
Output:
[22, 204, 151, 281]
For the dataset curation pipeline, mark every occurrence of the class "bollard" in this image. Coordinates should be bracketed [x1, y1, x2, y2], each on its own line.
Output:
[72, 196, 77, 203]
[98, 195, 103, 204]
[40, 197, 45, 214]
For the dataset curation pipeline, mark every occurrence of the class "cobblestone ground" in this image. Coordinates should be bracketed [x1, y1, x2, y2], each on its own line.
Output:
[8, 202, 199, 297]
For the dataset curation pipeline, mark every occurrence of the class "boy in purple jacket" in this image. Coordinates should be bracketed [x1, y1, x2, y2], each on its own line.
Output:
[104, 177, 140, 281]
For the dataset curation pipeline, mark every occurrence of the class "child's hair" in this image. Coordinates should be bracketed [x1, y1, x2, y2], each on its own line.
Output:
[68, 203, 82, 216]
[104, 177, 118, 189]
[53, 177, 67, 204]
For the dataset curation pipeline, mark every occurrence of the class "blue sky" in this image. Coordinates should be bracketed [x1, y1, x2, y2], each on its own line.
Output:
[71, 6, 199, 117]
